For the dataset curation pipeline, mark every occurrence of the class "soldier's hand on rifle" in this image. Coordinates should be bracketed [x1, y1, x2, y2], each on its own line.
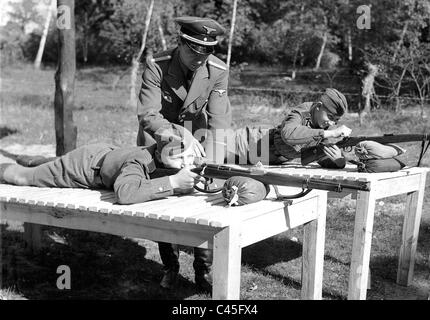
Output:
[169, 167, 206, 194]
[324, 125, 352, 138]
[323, 145, 343, 161]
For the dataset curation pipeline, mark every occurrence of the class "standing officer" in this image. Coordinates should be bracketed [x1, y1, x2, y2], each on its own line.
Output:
[136, 16, 232, 293]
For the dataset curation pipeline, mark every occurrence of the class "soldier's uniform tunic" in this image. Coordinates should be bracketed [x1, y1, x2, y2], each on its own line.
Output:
[137, 47, 232, 150]
[231, 102, 346, 168]
[27, 143, 174, 204]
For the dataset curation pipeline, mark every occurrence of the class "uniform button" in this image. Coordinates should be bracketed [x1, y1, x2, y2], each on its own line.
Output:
[158, 187, 163, 191]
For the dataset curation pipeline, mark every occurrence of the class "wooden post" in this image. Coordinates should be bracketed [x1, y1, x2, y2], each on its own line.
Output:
[302, 192, 327, 299]
[23, 223, 43, 252]
[348, 190, 376, 300]
[54, 0, 77, 156]
[213, 225, 242, 299]
[397, 173, 427, 286]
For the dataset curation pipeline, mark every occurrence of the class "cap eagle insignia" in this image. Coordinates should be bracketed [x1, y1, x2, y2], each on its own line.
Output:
[203, 25, 217, 35]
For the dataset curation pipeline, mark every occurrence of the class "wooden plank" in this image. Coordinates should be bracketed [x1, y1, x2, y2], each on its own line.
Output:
[396, 172, 427, 286]
[212, 225, 242, 299]
[0, 201, 219, 248]
[146, 194, 221, 220]
[239, 195, 320, 248]
[301, 191, 327, 300]
[374, 174, 422, 199]
[0, 186, 46, 202]
[348, 190, 376, 300]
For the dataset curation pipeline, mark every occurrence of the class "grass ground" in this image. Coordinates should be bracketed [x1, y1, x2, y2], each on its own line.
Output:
[0, 64, 429, 300]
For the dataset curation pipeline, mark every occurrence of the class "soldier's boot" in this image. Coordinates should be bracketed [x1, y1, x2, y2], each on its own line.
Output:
[193, 247, 213, 294]
[158, 242, 180, 289]
[16, 155, 57, 167]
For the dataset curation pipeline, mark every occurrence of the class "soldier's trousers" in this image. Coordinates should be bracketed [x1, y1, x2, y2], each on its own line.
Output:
[158, 242, 212, 275]
[25, 143, 115, 188]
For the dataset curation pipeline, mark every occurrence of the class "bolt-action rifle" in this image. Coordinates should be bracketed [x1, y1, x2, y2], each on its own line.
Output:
[164, 163, 371, 199]
[300, 134, 430, 166]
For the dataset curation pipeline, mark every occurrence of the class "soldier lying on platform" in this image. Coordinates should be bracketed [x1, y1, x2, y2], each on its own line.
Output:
[227, 88, 352, 168]
[0, 126, 204, 205]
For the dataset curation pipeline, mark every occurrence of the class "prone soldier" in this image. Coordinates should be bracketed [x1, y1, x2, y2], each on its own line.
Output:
[0, 125, 203, 205]
[226, 88, 352, 167]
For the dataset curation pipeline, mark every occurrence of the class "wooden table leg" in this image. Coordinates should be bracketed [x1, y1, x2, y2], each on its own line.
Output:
[397, 173, 427, 286]
[302, 192, 327, 300]
[23, 222, 43, 252]
[212, 225, 241, 299]
[348, 190, 376, 300]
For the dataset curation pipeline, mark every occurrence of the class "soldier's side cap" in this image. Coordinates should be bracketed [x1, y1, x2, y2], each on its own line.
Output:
[320, 88, 348, 117]
[174, 16, 226, 47]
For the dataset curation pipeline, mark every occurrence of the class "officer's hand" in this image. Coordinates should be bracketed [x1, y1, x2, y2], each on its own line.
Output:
[323, 145, 343, 161]
[192, 138, 206, 158]
[169, 167, 206, 193]
[325, 125, 352, 138]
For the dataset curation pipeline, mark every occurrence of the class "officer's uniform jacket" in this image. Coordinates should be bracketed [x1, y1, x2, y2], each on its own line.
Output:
[137, 47, 232, 149]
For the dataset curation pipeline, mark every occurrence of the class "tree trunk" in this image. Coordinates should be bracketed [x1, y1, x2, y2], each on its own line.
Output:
[54, 0, 77, 156]
[359, 62, 378, 125]
[226, 0, 238, 67]
[129, 0, 154, 108]
[347, 28, 352, 61]
[34, 1, 54, 69]
[314, 31, 327, 70]
[392, 22, 408, 63]
[82, 11, 88, 63]
[157, 16, 167, 51]
[394, 64, 408, 112]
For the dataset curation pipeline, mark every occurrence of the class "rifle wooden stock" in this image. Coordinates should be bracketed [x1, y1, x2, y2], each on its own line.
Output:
[301, 134, 430, 165]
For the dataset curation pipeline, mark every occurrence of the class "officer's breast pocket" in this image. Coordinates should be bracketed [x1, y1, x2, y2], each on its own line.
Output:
[189, 96, 208, 115]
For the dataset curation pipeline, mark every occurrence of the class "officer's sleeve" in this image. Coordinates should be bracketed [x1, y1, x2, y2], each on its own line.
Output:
[137, 59, 172, 135]
[205, 70, 232, 162]
[113, 152, 173, 204]
[280, 111, 325, 145]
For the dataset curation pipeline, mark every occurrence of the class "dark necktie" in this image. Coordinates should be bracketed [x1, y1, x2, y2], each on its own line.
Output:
[186, 70, 193, 91]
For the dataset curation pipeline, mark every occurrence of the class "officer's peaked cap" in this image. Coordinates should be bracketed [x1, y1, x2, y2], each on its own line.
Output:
[174, 16, 226, 47]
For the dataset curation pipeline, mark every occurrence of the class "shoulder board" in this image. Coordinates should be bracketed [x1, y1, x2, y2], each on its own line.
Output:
[301, 111, 312, 119]
[150, 55, 172, 63]
[208, 60, 227, 71]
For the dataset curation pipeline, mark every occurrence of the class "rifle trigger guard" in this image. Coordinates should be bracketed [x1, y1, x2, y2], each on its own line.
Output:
[273, 185, 313, 200]
[193, 177, 223, 194]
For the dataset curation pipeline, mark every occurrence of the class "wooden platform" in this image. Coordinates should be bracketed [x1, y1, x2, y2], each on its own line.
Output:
[248, 163, 430, 300]
[0, 183, 328, 300]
